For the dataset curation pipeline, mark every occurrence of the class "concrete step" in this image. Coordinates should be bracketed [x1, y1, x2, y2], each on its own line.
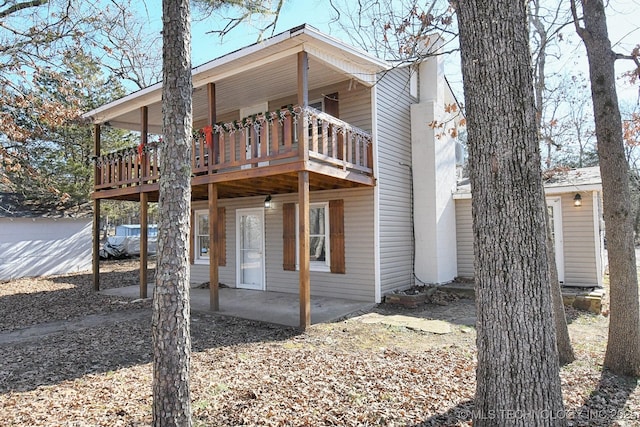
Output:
[437, 282, 604, 314]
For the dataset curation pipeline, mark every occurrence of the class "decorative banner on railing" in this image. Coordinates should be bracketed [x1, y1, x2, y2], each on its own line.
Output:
[194, 105, 372, 141]
[92, 142, 158, 167]
[203, 125, 213, 148]
[203, 105, 302, 137]
[137, 143, 144, 161]
[93, 105, 373, 167]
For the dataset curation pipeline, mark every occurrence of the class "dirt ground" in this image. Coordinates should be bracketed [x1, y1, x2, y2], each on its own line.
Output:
[0, 259, 638, 426]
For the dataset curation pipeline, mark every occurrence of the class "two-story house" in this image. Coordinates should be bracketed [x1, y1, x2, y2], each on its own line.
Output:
[84, 24, 604, 328]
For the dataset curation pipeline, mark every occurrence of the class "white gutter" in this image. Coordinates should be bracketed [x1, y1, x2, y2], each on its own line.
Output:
[452, 183, 602, 200]
[544, 183, 602, 195]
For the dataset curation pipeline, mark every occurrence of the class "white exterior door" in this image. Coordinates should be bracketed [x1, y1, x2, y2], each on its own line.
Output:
[236, 208, 265, 290]
[547, 197, 565, 283]
[240, 103, 269, 169]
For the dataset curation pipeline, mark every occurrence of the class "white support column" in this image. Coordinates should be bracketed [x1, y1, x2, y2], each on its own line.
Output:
[410, 44, 458, 284]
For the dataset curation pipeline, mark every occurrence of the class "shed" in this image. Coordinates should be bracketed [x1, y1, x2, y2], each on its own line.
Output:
[0, 193, 92, 281]
[453, 167, 605, 288]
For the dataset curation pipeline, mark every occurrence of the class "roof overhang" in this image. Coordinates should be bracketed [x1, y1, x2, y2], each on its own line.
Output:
[453, 167, 603, 200]
[454, 183, 603, 200]
[543, 183, 602, 196]
[83, 24, 389, 133]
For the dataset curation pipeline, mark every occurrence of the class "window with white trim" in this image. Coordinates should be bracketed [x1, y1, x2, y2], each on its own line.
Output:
[292, 99, 324, 144]
[194, 210, 209, 264]
[296, 202, 330, 271]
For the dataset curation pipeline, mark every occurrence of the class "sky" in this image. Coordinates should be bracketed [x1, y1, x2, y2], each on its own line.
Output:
[190, 0, 337, 66]
[141, 0, 640, 105]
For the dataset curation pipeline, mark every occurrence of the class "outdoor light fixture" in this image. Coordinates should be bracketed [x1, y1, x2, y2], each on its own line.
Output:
[573, 193, 582, 207]
[264, 195, 272, 209]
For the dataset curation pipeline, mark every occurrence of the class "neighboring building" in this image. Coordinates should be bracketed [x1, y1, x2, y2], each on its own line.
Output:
[454, 167, 604, 288]
[83, 24, 604, 327]
[0, 193, 92, 281]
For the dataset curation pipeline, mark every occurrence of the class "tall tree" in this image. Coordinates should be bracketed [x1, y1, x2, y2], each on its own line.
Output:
[529, 0, 575, 365]
[152, 2, 285, 424]
[454, 1, 566, 425]
[0, 51, 130, 206]
[571, 0, 640, 377]
[0, 0, 162, 207]
[329, 0, 576, 367]
[152, 0, 193, 424]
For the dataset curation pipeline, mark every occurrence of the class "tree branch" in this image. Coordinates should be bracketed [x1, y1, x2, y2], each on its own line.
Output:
[615, 52, 640, 67]
[569, 0, 588, 41]
[0, 0, 48, 19]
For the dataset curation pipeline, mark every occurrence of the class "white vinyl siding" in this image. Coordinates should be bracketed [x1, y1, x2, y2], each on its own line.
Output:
[454, 198, 474, 279]
[267, 82, 371, 129]
[560, 192, 600, 287]
[190, 188, 375, 301]
[454, 193, 602, 287]
[267, 188, 375, 301]
[375, 66, 414, 294]
[339, 82, 372, 132]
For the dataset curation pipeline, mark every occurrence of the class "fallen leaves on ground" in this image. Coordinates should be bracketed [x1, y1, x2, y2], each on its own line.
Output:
[0, 259, 153, 332]
[0, 260, 638, 426]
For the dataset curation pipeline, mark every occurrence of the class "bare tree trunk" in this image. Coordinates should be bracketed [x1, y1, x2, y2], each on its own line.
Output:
[547, 216, 575, 365]
[456, 1, 567, 425]
[571, 0, 640, 377]
[152, 0, 193, 425]
[530, 0, 575, 365]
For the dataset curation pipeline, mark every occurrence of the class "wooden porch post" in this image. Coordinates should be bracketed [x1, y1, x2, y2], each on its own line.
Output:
[297, 51, 311, 329]
[207, 83, 218, 170]
[298, 171, 310, 329]
[92, 124, 101, 291]
[209, 183, 219, 310]
[139, 106, 149, 298]
[207, 82, 220, 310]
[297, 51, 309, 161]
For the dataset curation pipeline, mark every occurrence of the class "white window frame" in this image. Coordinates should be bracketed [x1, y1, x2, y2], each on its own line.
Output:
[194, 209, 210, 265]
[296, 202, 331, 272]
[294, 98, 324, 144]
[309, 98, 324, 112]
[240, 102, 269, 168]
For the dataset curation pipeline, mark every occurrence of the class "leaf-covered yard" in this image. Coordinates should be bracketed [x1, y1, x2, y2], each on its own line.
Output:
[0, 260, 638, 426]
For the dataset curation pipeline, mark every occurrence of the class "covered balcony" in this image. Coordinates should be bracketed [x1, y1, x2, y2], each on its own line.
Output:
[92, 104, 374, 202]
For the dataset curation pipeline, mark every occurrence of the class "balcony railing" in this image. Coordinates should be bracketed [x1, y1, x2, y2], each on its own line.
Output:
[93, 105, 373, 191]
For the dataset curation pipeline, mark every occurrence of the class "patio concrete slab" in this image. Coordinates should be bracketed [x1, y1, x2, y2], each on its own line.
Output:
[101, 285, 374, 328]
[355, 312, 453, 334]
